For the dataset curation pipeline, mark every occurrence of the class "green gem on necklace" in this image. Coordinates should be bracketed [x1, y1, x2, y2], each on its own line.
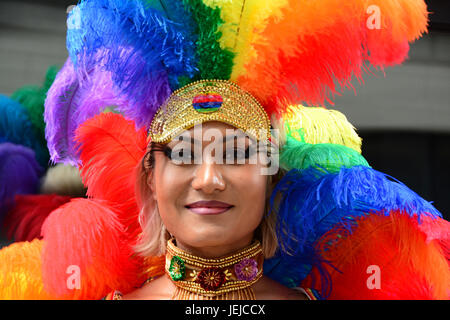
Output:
[169, 256, 185, 281]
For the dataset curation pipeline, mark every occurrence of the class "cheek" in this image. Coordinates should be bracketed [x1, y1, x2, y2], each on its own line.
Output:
[152, 159, 188, 221]
[228, 165, 268, 223]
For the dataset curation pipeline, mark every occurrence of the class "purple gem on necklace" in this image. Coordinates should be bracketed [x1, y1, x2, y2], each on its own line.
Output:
[234, 258, 258, 281]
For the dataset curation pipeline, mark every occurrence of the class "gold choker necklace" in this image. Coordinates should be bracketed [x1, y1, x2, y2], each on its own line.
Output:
[165, 238, 264, 300]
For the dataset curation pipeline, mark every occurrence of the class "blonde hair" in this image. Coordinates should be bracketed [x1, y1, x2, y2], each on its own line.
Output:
[133, 143, 282, 259]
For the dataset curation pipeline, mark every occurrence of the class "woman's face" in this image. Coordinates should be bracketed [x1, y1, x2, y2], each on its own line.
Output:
[149, 121, 269, 256]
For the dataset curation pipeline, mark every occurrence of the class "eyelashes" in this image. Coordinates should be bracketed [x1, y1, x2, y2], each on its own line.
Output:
[157, 145, 259, 164]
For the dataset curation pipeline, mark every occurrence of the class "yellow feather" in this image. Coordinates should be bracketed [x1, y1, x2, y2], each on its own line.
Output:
[201, 0, 288, 80]
[283, 105, 362, 153]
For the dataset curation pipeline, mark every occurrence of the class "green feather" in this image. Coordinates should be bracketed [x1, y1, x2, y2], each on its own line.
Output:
[183, 0, 234, 80]
[11, 85, 44, 136]
[42, 66, 59, 92]
[280, 137, 370, 173]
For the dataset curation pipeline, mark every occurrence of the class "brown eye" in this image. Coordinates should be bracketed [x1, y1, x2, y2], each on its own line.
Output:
[165, 145, 198, 164]
[163, 146, 173, 159]
[223, 147, 254, 164]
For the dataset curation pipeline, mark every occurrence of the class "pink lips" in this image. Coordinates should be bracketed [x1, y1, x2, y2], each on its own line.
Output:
[185, 200, 233, 215]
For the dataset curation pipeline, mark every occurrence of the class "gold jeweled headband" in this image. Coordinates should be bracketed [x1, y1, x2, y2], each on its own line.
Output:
[148, 80, 271, 143]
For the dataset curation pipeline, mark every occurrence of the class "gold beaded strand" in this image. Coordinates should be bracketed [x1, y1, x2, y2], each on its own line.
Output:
[166, 238, 263, 300]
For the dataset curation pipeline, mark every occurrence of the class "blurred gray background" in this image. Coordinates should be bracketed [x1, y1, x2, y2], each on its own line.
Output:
[0, 0, 449, 232]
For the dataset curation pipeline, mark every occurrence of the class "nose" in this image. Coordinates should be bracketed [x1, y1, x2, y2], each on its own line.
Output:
[191, 160, 226, 194]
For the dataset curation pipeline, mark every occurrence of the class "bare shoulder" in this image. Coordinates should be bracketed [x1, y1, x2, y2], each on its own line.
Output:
[253, 276, 309, 300]
[122, 275, 175, 300]
[122, 275, 308, 300]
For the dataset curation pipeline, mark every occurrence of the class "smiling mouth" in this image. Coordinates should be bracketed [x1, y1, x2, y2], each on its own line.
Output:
[185, 200, 234, 215]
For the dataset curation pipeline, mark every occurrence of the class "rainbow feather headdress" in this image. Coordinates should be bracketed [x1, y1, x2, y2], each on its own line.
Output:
[45, 0, 429, 165]
[2, 0, 446, 300]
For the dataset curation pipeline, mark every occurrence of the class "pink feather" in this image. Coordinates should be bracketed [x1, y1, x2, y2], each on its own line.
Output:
[41, 198, 145, 299]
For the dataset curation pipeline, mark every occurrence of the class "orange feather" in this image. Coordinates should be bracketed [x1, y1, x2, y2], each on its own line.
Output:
[0, 239, 57, 299]
[235, 0, 428, 115]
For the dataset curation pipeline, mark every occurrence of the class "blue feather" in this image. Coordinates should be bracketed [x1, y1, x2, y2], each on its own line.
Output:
[0, 94, 49, 167]
[264, 165, 442, 297]
[144, 0, 198, 88]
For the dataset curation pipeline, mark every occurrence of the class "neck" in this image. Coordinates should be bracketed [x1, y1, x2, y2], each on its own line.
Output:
[173, 234, 254, 259]
[164, 236, 264, 299]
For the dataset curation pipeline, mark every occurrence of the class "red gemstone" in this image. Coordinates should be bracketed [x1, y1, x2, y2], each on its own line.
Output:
[196, 267, 226, 291]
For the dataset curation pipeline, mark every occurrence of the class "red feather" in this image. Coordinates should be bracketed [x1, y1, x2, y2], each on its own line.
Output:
[417, 215, 450, 262]
[75, 112, 147, 243]
[3, 194, 72, 242]
[302, 212, 450, 300]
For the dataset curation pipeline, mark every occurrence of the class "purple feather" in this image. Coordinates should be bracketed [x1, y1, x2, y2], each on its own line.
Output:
[44, 58, 130, 165]
[45, 51, 172, 165]
[0, 142, 42, 219]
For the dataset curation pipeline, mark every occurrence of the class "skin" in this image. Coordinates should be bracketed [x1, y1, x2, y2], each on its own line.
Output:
[124, 121, 307, 300]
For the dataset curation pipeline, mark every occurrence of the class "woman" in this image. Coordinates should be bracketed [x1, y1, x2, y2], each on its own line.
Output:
[1, 0, 448, 300]
[125, 119, 308, 299]
[115, 79, 311, 299]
